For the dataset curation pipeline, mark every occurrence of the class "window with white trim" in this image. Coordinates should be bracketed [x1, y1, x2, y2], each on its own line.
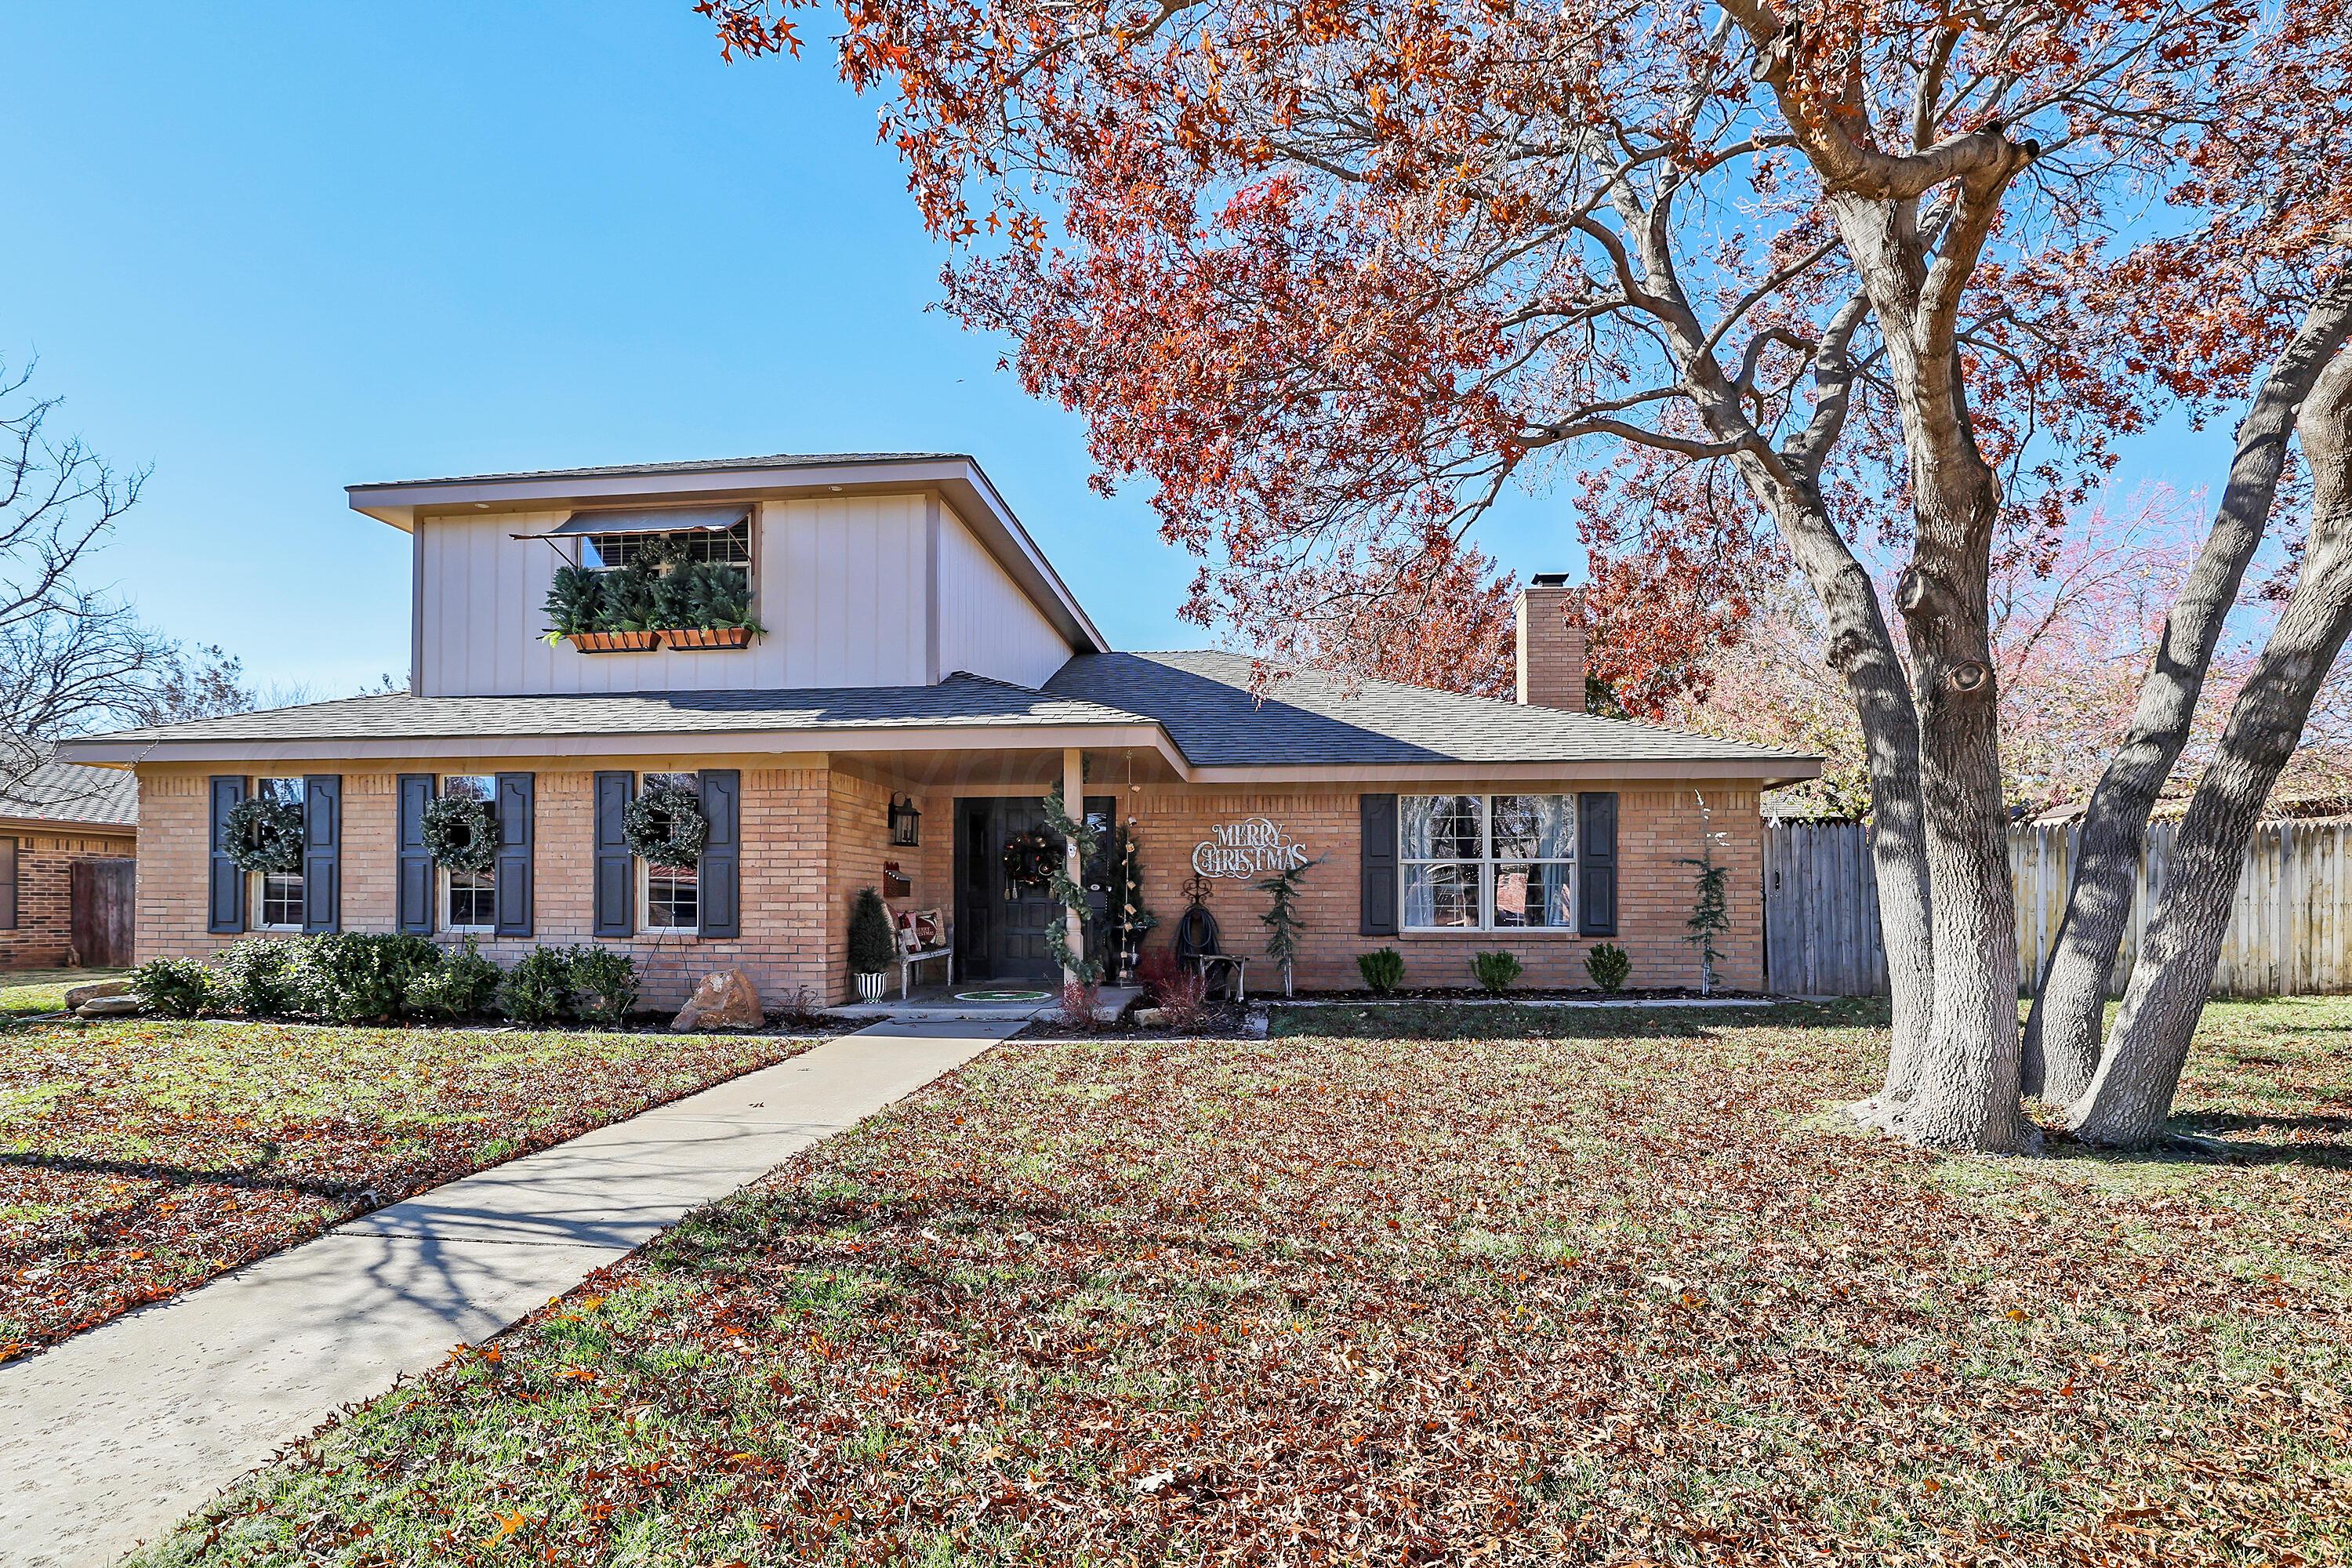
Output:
[252, 776, 306, 931]
[1401, 795, 1576, 931]
[583, 521, 750, 584]
[441, 775, 495, 931]
[638, 771, 699, 934]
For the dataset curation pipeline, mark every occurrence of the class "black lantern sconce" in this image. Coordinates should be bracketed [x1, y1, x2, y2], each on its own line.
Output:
[887, 793, 923, 848]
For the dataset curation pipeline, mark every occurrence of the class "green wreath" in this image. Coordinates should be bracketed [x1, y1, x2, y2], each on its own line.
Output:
[1002, 826, 1058, 891]
[625, 782, 708, 867]
[421, 794, 499, 874]
[223, 795, 304, 876]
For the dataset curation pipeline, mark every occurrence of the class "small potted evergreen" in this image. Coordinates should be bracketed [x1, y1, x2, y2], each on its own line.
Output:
[848, 885, 895, 1002]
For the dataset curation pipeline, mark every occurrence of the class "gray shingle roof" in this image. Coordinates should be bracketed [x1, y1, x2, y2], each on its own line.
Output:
[350, 452, 960, 492]
[60, 654, 1811, 775]
[68, 673, 1145, 747]
[1, 755, 138, 827]
[1044, 650, 1813, 769]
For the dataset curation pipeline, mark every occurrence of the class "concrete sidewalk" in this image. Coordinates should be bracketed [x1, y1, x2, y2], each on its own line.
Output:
[0, 1018, 1021, 1568]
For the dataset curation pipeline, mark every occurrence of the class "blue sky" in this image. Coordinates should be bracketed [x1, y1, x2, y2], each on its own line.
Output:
[2, 5, 2230, 696]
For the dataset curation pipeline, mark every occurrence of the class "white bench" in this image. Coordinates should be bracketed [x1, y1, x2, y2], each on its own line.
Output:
[894, 908, 953, 999]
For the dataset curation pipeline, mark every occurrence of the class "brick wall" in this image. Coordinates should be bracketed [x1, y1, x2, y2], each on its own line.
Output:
[0, 828, 137, 969]
[1124, 784, 1762, 993]
[134, 761, 1766, 1006]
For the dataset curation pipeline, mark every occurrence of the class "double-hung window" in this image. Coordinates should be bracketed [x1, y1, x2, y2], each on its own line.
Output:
[252, 776, 306, 931]
[441, 775, 496, 932]
[639, 771, 699, 934]
[1401, 795, 1576, 931]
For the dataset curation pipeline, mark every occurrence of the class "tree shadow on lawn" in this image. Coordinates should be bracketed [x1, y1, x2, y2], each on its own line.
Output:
[1, 1145, 373, 1202]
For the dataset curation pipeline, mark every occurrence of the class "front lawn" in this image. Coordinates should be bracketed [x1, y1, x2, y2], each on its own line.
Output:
[0, 966, 132, 1017]
[136, 1000, 2350, 1566]
[0, 1018, 820, 1359]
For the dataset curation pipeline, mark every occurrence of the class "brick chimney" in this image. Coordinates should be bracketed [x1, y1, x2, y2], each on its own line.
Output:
[1514, 573, 1588, 711]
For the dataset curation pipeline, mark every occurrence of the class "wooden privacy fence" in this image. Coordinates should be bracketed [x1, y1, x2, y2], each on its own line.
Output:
[1762, 817, 2352, 997]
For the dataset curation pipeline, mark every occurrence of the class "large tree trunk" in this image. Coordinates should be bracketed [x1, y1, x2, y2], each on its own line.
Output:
[2025, 277, 2352, 1104]
[2070, 350, 2352, 1148]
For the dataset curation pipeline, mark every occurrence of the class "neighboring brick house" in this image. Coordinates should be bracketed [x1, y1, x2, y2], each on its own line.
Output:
[0, 754, 139, 969]
[60, 453, 1816, 1004]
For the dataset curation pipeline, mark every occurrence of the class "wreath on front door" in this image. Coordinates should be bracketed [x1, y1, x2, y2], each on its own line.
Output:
[624, 781, 709, 868]
[422, 794, 499, 875]
[223, 794, 305, 876]
[1001, 826, 1058, 892]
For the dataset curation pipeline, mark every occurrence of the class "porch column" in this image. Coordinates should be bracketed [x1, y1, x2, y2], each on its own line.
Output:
[1062, 746, 1084, 985]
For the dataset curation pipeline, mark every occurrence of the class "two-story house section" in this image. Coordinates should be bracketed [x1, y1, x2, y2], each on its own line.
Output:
[60, 452, 1817, 1005]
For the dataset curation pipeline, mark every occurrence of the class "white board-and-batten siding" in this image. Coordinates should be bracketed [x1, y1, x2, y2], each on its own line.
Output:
[414, 494, 1074, 698]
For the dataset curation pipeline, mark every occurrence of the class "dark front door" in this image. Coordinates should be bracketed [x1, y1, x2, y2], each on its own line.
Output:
[954, 796, 1115, 985]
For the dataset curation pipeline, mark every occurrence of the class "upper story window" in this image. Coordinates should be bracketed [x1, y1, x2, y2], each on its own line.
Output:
[581, 521, 751, 585]
[441, 775, 495, 931]
[1400, 794, 1576, 931]
[252, 776, 306, 931]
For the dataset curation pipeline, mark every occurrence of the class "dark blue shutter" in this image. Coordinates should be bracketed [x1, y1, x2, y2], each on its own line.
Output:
[397, 774, 435, 934]
[1578, 791, 1618, 936]
[208, 775, 246, 934]
[1359, 793, 1399, 937]
[697, 769, 740, 939]
[495, 772, 535, 938]
[301, 775, 341, 934]
[593, 771, 635, 938]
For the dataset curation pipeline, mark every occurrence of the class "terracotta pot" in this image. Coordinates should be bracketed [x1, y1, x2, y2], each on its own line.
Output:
[665, 626, 756, 650]
[569, 630, 662, 654]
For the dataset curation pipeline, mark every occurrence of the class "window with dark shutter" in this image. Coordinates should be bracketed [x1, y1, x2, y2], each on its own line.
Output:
[1577, 792, 1619, 936]
[208, 775, 246, 934]
[1359, 793, 1399, 937]
[495, 772, 535, 938]
[301, 775, 341, 934]
[593, 771, 635, 938]
[697, 769, 740, 940]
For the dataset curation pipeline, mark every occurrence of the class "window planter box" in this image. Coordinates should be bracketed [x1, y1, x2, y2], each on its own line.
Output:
[569, 630, 663, 654]
[664, 626, 757, 651]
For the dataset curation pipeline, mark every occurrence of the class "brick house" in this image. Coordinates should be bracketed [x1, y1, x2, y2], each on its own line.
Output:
[0, 754, 138, 969]
[58, 453, 1816, 1004]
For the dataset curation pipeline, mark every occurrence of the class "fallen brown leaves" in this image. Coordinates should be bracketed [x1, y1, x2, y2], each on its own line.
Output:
[0, 1018, 815, 1359]
[136, 1002, 2352, 1566]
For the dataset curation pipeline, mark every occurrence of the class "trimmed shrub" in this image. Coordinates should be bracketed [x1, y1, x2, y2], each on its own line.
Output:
[212, 938, 305, 1018]
[296, 933, 442, 1024]
[133, 957, 213, 1018]
[405, 937, 502, 1020]
[570, 949, 641, 1028]
[1471, 949, 1524, 994]
[848, 887, 895, 976]
[1584, 942, 1632, 993]
[1356, 947, 1406, 996]
[500, 946, 578, 1025]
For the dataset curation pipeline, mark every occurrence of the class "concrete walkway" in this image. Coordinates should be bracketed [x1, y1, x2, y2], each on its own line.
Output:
[0, 1018, 1022, 1568]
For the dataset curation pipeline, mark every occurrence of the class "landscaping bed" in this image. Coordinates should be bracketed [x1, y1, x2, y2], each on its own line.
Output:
[129, 997, 2350, 1566]
[0, 1018, 824, 1360]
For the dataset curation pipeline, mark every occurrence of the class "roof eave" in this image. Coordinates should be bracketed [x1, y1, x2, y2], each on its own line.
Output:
[346, 454, 1109, 656]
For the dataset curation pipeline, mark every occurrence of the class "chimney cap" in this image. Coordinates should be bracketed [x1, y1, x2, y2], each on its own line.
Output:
[1530, 572, 1571, 587]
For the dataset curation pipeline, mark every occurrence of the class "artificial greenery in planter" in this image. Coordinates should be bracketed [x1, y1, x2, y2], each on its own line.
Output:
[544, 556, 764, 654]
[655, 561, 764, 648]
[223, 793, 305, 876]
[848, 886, 895, 1001]
[623, 781, 709, 868]
[421, 793, 499, 874]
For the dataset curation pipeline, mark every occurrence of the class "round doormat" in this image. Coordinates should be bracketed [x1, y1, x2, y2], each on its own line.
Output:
[954, 989, 1054, 1003]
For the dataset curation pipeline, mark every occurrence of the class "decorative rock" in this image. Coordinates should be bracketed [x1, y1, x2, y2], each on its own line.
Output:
[671, 967, 763, 1031]
[1134, 1007, 1167, 1027]
[64, 978, 132, 1011]
[74, 995, 143, 1018]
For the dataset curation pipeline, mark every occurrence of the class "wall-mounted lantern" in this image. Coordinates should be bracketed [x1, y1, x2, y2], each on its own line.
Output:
[887, 793, 922, 848]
